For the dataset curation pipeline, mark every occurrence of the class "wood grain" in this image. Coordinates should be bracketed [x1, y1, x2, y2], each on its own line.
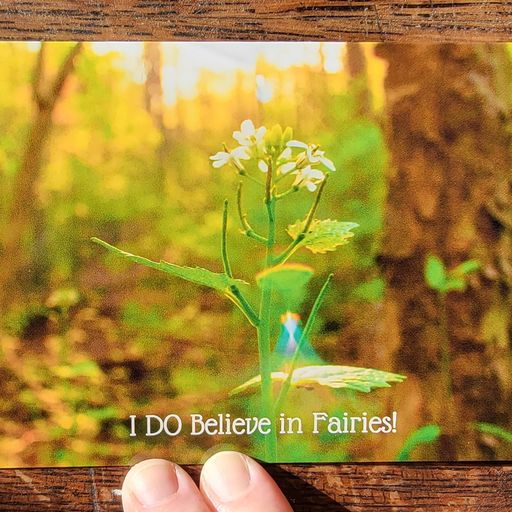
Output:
[0, 0, 511, 42]
[0, 463, 510, 511]
[0, 1, 511, 511]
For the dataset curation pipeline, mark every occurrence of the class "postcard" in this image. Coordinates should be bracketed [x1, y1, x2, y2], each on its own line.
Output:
[0, 41, 510, 467]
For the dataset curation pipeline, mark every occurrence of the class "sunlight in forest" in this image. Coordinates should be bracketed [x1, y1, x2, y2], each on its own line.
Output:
[2, 42, 511, 468]
[89, 42, 344, 105]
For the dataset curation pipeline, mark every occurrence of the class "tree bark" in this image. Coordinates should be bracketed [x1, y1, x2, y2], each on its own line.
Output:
[0, 43, 82, 307]
[376, 44, 512, 460]
[345, 42, 372, 118]
[143, 42, 170, 190]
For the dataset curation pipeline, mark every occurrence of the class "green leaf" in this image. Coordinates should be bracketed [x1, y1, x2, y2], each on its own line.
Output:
[287, 219, 358, 254]
[230, 365, 406, 396]
[425, 255, 446, 291]
[256, 263, 314, 292]
[92, 238, 248, 292]
[396, 425, 441, 461]
[452, 259, 480, 276]
[443, 277, 467, 293]
[474, 422, 512, 443]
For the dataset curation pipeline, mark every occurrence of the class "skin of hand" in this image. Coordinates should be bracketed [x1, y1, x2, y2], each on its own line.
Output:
[121, 450, 293, 512]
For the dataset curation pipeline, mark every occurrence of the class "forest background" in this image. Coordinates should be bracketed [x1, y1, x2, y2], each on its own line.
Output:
[0, 42, 511, 467]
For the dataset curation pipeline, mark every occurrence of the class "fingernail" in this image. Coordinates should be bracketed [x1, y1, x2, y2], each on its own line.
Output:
[130, 459, 179, 507]
[202, 451, 251, 503]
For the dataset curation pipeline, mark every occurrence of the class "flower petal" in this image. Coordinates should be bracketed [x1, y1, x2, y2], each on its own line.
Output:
[241, 119, 255, 135]
[278, 162, 296, 174]
[320, 156, 336, 172]
[258, 160, 269, 173]
[210, 151, 229, 161]
[255, 126, 267, 140]
[232, 146, 251, 159]
[287, 140, 309, 149]
[278, 147, 292, 161]
[309, 168, 325, 180]
[232, 131, 244, 144]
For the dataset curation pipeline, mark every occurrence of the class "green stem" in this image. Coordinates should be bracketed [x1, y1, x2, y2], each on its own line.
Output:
[222, 199, 260, 327]
[257, 157, 277, 461]
[273, 273, 333, 415]
[273, 177, 327, 265]
[227, 286, 259, 328]
[275, 185, 299, 200]
[236, 181, 268, 245]
[238, 170, 265, 187]
[222, 200, 233, 278]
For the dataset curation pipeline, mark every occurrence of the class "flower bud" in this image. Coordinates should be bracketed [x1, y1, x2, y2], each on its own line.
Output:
[282, 126, 293, 145]
[266, 124, 283, 149]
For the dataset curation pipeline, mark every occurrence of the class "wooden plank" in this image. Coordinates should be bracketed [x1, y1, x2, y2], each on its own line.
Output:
[0, 463, 511, 511]
[0, 2, 511, 511]
[0, 0, 511, 42]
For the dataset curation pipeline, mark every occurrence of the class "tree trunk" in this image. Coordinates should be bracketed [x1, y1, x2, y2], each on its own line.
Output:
[345, 43, 372, 118]
[0, 43, 82, 307]
[376, 44, 512, 461]
[143, 42, 170, 190]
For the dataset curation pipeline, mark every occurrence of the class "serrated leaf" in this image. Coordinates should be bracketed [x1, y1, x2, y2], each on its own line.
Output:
[287, 219, 358, 254]
[396, 424, 441, 461]
[256, 263, 314, 292]
[425, 255, 446, 291]
[230, 365, 406, 396]
[92, 238, 248, 292]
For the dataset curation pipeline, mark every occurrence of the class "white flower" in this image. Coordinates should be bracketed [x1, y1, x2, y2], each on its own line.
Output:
[277, 147, 292, 162]
[275, 147, 296, 174]
[293, 165, 325, 192]
[287, 140, 309, 150]
[258, 160, 269, 173]
[313, 150, 336, 172]
[233, 120, 266, 147]
[277, 162, 296, 174]
[287, 140, 336, 172]
[210, 146, 250, 169]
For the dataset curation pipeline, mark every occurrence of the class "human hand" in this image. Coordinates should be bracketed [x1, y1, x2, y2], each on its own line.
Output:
[121, 450, 293, 511]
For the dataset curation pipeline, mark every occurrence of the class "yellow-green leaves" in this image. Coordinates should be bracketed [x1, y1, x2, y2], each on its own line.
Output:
[425, 255, 480, 294]
[256, 263, 314, 307]
[396, 425, 441, 461]
[230, 364, 406, 396]
[256, 263, 314, 292]
[282, 126, 293, 145]
[265, 124, 294, 151]
[287, 219, 358, 254]
[92, 238, 248, 292]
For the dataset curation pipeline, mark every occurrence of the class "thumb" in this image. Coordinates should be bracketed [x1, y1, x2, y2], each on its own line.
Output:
[200, 451, 293, 512]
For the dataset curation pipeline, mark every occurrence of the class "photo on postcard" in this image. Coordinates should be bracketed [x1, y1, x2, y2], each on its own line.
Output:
[0, 42, 510, 467]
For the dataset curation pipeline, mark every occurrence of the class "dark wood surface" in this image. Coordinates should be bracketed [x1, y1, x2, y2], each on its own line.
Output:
[0, 463, 510, 511]
[0, 0, 511, 41]
[1, 1, 511, 510]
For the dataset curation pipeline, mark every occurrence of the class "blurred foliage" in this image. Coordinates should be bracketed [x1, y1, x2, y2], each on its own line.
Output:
[396, 425, 441, 462]
[425, 255, 480, 294]
[0, 42, 483, 466]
